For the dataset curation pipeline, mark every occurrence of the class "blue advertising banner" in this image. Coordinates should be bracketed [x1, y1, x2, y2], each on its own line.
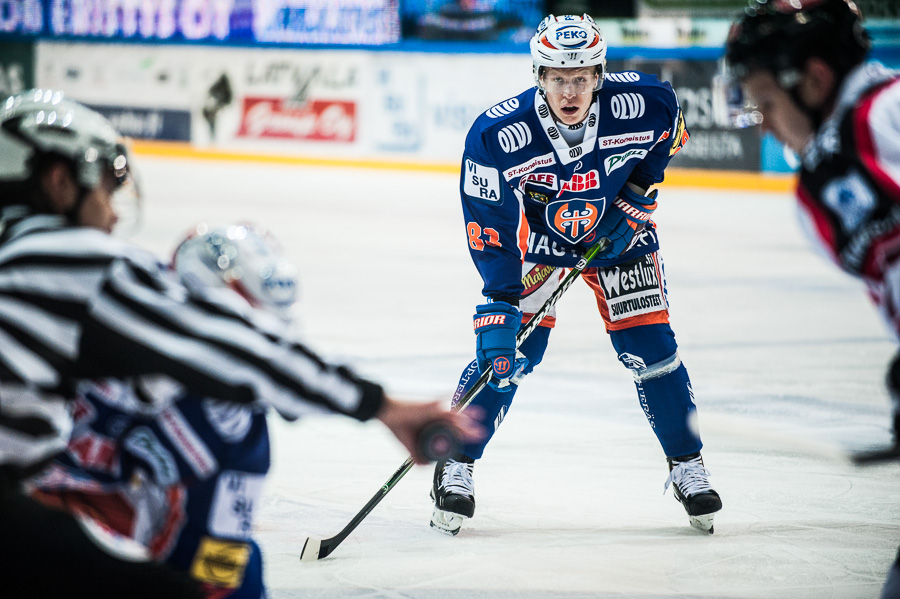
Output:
[0, 0, 400, 45]
[89, 104, 191, 141]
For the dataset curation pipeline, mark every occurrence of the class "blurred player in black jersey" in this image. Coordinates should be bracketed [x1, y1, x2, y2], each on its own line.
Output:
[724, 1, 899, 596]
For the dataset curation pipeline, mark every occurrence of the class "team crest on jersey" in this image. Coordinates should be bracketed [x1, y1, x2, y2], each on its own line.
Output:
[546, 198, 605, 244]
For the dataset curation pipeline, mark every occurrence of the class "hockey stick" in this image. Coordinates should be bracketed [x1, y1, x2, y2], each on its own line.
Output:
[299, 238, 609, 561]
[852, 444, 900, 465]
[694, 412, 900, 467]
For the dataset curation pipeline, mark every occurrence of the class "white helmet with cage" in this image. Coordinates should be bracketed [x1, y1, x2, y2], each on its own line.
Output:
[173, 223, 299, 323]
[0, 89, 129, 191]
[530, 14, 607, 93]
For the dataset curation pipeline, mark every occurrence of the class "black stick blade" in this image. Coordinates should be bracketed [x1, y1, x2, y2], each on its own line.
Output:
[852, 444, 900, 465]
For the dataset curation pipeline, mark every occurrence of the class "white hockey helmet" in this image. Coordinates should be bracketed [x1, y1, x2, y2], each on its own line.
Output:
[530, 14, 607, 92]
[173, 223, 299, 322]
[0, 89, 129, 192]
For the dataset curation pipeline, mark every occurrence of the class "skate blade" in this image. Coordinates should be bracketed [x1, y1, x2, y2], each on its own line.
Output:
[430, 507, 464, 536]
[689, 514, 715, 534]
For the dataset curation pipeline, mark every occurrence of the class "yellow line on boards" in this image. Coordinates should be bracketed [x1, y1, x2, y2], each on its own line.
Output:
[131, 140, 796, 193]
[663, 168, 796, 193]
[130, 141, 460, 174]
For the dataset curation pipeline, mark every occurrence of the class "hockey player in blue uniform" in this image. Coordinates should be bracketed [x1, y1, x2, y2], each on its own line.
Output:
[30, 224, 297, 598]
[431, 13, 723, 535]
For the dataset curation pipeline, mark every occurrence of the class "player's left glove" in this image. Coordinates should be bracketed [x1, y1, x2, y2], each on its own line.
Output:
[473, 301, 529, 392]
[595, 186, 658, 259]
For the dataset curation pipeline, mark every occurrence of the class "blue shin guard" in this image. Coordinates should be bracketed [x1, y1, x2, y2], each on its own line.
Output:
[453, 326, 551, 459]
[610, 324, 702, 458]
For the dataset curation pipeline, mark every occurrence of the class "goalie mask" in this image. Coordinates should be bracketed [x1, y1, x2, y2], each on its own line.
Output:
[173, 223, 299, 322]
[530, 14, 607, 94]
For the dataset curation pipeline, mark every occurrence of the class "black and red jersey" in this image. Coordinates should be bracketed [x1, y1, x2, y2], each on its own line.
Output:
[797, 63, 900, 283]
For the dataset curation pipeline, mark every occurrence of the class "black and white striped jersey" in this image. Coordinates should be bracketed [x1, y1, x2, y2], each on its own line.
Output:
[0, 209, 384, 480]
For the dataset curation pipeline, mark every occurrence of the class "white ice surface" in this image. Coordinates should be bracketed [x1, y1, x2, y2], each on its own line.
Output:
[130, 155, 900, 599]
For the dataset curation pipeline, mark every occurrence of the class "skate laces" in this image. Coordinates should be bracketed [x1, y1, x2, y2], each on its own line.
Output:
[441, 460, 474, 498]
[664, 456, 714, 497]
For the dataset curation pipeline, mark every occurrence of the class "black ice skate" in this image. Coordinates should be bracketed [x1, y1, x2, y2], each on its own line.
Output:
[430, 457, 475, 536]
[665, 453, 722, 534]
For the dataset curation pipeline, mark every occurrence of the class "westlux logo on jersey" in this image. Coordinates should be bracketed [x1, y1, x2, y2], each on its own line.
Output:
[597, 254, 665, 323]
[237, 97, 356, 142]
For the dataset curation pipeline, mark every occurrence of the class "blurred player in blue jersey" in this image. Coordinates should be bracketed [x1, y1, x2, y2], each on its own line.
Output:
[430, 13, 722, 536]
[31, 223, 295, 598]
[1, 91, 477, 597]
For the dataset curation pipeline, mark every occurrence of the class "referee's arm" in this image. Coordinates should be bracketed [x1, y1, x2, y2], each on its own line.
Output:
[76, 257, 385, 422]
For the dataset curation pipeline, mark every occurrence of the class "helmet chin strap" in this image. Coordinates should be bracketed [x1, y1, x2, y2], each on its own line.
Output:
[31, 161, 91, 225]
[780, 67, 832, 132]
[783, 83, 826, 132]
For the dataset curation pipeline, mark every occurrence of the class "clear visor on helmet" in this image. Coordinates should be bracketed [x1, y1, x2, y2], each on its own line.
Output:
[711, 60, 764, 129]
[540, 70, 601, 95]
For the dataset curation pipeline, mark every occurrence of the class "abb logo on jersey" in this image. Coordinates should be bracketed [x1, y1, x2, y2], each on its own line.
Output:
[560, 170, 599, 193]
[473, 314, 508, 329]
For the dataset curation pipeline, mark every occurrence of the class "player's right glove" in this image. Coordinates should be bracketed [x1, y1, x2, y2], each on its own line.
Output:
[595, 186, 658, 259]
[473, 301, 528, 392]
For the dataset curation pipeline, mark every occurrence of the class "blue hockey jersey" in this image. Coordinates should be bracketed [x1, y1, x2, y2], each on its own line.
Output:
[460, 71, 688, 300]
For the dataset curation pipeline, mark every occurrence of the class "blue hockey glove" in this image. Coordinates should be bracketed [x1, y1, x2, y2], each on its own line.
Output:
[595, 186, 658, 259]
[473, 301, 529, 392]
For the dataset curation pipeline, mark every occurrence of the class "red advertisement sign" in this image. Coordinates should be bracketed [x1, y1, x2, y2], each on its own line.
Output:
[237, 97, 356, 142]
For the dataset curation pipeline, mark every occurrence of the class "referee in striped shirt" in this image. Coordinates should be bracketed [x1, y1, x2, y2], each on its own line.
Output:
[0, 90, 475, 597]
